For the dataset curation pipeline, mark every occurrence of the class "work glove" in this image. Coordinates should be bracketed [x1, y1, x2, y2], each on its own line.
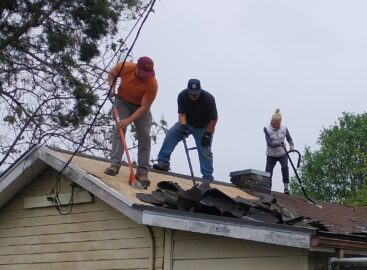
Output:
[201, 132, 212, 148]
[179, 124, 190, 138]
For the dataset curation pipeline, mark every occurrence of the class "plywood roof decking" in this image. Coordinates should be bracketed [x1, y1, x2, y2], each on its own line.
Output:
[34, 148, 367, 237]
[5, 145, 367, 252]
[54, 151, 258, 206]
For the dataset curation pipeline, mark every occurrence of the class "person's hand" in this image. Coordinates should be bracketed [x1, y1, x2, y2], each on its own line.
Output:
[201, 132, 212, 148]
[279, 141, 285, 147]
[109, 88, 116, 97]
[118, 118, 131, 129]
[179, 124, 190, 138]
[290, 144, 295, 150]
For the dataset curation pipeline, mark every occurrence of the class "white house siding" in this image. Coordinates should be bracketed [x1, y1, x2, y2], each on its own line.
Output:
[169, 230, 308, 270]
[0, 168, 164, 270]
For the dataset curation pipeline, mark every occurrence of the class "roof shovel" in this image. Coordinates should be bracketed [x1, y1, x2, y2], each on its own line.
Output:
[177, 138, 206, 210]
[110, 97, 145, 190]
[283, 146, 322, 208]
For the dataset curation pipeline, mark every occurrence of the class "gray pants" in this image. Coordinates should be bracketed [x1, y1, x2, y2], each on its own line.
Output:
[265, 154, 289, 188]
[110, 96, 152, 175]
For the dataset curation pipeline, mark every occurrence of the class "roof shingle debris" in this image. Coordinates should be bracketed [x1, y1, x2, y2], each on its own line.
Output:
[137, 181, 329, 231]
[274, 192, 367, 235]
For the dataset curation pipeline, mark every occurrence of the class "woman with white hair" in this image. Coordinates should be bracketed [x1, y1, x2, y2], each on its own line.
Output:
[263, 109, 294, 194]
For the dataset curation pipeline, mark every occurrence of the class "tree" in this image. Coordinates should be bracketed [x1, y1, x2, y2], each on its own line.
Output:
[0, 0, 154, 169]
[290, 112, 367, 203]
[344, 185, 367, 206]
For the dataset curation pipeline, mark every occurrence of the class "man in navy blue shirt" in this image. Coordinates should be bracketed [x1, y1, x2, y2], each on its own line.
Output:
[153, 79, 218, 182]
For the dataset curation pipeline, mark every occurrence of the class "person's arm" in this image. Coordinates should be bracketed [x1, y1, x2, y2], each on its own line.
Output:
[178, 113, 187, 125]
[201, 94, 218, 147]
[206, 118, 217, 134]
[178, 114, 190, 138]
[118, 96, 153, 128]
[108, 63, 122, 97]
[285, 128, 294, 149]
[206, 94, 218, 134]
[200, 118, 217, 148]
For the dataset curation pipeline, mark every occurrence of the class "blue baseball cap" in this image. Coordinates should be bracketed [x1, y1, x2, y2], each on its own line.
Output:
[186, 79, 202, 95]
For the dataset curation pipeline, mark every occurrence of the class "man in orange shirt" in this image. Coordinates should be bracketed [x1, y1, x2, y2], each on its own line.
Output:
[104, 57, 158, 187]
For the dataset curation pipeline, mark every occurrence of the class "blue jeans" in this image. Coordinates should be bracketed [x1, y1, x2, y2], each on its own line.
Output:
[157, 122, 214, 181]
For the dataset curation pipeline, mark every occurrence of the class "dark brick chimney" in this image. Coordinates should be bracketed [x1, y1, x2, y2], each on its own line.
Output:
[230, 169, 271, 194]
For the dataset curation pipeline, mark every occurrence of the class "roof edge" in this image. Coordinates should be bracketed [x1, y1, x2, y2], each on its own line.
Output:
[37, 146, 143, 223]
[0, 145, 47, 208]
[139, 206, 314, 249]
[311, 232, 367, 252]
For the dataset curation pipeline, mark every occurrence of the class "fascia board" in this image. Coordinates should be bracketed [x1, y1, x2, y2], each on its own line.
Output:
[0, 145, 47, 208]
[141, 209, 313, 249]
[310, 246, 367, 256]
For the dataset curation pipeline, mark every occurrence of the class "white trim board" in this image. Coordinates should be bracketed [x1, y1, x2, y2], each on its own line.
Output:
[142, 210, 313, 249]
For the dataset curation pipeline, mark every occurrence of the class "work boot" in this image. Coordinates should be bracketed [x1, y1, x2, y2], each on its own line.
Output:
[284, 188, 290, 195]
[104, 164, 120, 176]
[200, 181, 211, 190]
[135, 173, 151, 188]
[152, 162, 170, 172]
[130, 179, 146, 190]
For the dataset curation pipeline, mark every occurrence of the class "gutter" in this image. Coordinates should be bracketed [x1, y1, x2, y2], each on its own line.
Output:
[330, 257, 367, 263]
[328, 257, 367, 270]
[311, 232, 367, 252]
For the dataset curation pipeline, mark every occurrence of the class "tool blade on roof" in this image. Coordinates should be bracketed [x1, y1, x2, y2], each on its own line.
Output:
[151, 136, 207, 207]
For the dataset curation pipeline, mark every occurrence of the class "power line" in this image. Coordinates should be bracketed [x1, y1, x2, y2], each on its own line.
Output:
[50, 0, 157, 215]
[36, 0, 153, 151]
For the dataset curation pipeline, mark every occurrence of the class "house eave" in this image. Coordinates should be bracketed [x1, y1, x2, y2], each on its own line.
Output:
[36, 146, 143, 223]
[4, 145, 365, 253]
[0, 146, 143, 223]
[0, 145, 47, 209]
[311, 232, 367, 252]
[138, 205, 315, 249]
[0, 145, 315, 249]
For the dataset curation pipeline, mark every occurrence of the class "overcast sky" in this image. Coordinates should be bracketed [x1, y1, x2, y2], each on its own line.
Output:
[126, 0, 367, 192]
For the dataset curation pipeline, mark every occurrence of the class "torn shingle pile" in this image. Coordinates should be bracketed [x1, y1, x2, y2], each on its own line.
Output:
[137, 181, 327, 231]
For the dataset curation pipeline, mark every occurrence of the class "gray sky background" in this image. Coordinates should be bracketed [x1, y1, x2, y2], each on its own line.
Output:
[126, 0, 367, 192]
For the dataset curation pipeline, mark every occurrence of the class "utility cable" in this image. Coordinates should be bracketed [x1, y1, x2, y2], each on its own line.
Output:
[50, 0, 157, 215]
[2, 1, 156, 214]
[59, 0, 156, 175]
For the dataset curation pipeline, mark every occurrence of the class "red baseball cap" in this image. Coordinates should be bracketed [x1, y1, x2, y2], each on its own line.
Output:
[136, 56, 155, 78]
